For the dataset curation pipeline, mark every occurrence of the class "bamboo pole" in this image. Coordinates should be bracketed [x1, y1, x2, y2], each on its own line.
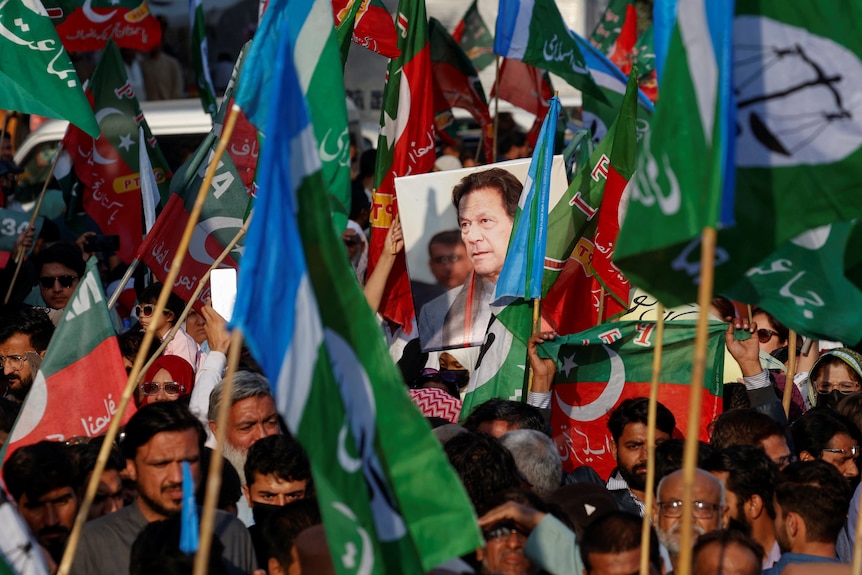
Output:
[640, 305, 665, 575]
[4, 142, 64, 304]
[597, 286, 606, 325]
[193, 328, 243, 575]
[57, 105, 242, 575]
[523, 298, 541, 401]
[676, 227, 716, 575]
[493, 56, 500, 164]
[782, 331, 797, 418]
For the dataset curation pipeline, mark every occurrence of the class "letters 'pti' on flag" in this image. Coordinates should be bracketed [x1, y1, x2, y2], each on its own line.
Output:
[41, 0, 162, 51]
[232, 26, 483, 575]
[368, 0, 435, 330]
[541, 321, 725, 477]
[0, 0, 99, 138]
[3, 258, 132, 462]
[494, 0, 606, 103]
[235, 0, 351, 232]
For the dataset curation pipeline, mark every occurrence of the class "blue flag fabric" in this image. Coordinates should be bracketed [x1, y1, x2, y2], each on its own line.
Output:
[179, 461, 198, 554]
[653, 0, 679, 83]
[573, 33, 655, 113]
[495, 96, 561, 303]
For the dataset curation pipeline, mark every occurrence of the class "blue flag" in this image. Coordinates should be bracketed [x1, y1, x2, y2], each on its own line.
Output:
[179, 461, 198, 554]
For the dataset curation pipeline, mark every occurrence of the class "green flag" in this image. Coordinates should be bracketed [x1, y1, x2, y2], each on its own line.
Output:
[452, 0, 495, 71]
[190, 0, 218, 117]
[335, 0, 363, 66]
[0, 0, 99, 137]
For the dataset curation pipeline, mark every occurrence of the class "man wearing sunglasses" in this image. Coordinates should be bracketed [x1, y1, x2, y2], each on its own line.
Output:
[0, 305, 54, 403]
[35, 242, 85, 319]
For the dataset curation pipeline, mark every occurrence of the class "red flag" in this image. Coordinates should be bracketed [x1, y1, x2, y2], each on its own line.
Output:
[608, 3, 638, 74]
[367, 0, 434, 331]
[493, 58, 552, 119]
[43, 0, 162, 52]
[332, 0, 400, 59]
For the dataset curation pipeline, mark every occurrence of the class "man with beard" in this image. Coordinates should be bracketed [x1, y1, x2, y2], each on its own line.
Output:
[0, 305, 54, 404]
[70, 402, 256, 575]
[208, 371, 279, 525]
[707, 445, 781, 569]
[3, 441, 80, 566]
[654, 468, 728, 574]
[764, 461, 850, 574]
[607, 397, 677, 515]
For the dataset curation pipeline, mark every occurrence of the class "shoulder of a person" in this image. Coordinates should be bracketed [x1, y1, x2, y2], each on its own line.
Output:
[213, 508, 253, 541]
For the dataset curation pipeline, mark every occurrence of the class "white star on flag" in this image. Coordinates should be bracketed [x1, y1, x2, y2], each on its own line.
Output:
[380, 110, 397, 150]
[560, 353, 578, 377]
[117, 133, 135, 151]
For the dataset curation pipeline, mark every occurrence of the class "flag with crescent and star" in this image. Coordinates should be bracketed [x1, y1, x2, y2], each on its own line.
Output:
[40, 0, 162, 52]
[235, 0, 351, 233]
[2, 258, 133, 464]
[540, 320, 725, 477]
[231, 27, 483, 574]
[368, 0, 435, 330]
[0, 0, 100, 138]
[56, 39, 173, 264]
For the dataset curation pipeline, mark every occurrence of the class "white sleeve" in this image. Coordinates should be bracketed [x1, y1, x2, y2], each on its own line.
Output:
[190, 351, 226, 431]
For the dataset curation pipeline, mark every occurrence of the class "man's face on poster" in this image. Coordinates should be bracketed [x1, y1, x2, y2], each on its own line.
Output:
[428, 241, 472, 289]
[458, 186, 515, 285]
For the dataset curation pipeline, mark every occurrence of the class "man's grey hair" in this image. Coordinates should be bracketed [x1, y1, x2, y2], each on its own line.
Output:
[207, 370, 272, 422]
[499, 429, 562, 498]
[656, 468, 727, 509]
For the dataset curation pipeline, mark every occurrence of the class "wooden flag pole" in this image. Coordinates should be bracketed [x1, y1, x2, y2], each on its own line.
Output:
[676, 227, 717, 575]
[57, 105, 242, 575]
[782, 330, 797, 418]
[597, 286, 606, 326]
[640, 304, 665, 575]
[193, 328, 243, 575]
[523, 298, 542, 400]
[4, 142, 64, 304]
[493, 55, 500, 164]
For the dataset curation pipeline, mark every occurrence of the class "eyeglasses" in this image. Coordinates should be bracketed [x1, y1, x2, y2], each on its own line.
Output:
[416, 367, 470, 387]
[657, 500, 722, 519]
[822, 445, 861, 459]
[140, 382, 187, 396]
[431, 254, 463, 264]
[815, 380, 862, 394]
[135, 304, 170, 318]
[756, 328, 779, 343]
[0, 352, 37, 371]
[39, 275, 78, 289]
[343, 237, 361, 247]
[483, 521, 526, 541]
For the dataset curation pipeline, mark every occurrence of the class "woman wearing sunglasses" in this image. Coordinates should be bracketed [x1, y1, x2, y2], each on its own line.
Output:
[135, 283, 201, 371]
[135, 355, 195, 408]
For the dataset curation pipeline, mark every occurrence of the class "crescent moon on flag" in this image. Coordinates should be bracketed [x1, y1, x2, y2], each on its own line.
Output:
[6, 372, 48, 442]
[554, 344, 626, 421]
[332, 502, 375, 575]
[337, 422, 362, 473]
[95, 106, 124, 123]
[190, 216, 244, 265]
[82, 0, 116, 23]
[92, 145, 117, 165]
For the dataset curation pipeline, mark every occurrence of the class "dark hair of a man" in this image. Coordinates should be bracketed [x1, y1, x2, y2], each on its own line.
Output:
[138, 282, 186, 324]
[443, 432, 520, 512]
[117, 329, 161, 366]
[607, 398, 676, 443]
[791, 408, 861, 459]
[451, 167, 522, 220]
[428, 229, 463, 252]
[71, 443, 126, 487]
[196, 448, 242, 512]
[837, 392, 862, 437]
[711, 295, 736, 320]
[654, 439, 713, 492]
[244, 435, 313, 493]
[121, 402, 206, 461]
[0, 305, 55, 351]
[36, 241, 86, 279]
[478, 488, 549, 520]
[462, 398, 546, 435]
[692, 529, 764, 574]
[262, 499, 322, 572]
[130, 518, 228, 575]
[709, 408, 787, 451]
[705, 445, 777, 519]
[774, 460, 851, 543]
[3, 441, 77, 502]
[580, 511, 662, 574]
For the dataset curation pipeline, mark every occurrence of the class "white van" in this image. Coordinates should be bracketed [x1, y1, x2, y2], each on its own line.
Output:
[13, 99, 214, 197]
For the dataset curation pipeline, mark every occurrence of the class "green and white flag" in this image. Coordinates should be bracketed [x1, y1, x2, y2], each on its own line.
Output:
[0, 0, 99, 137]
[190, 0, 217, 117]
[232, 17, 483, 574]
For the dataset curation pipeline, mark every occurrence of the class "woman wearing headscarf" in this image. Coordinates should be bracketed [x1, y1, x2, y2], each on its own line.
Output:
[807, 348, 862, 410]
[136, 355, 195, 408]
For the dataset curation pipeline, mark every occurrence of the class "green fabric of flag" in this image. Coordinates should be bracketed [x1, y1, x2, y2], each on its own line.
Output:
[541, 320, 725, 476]
[190, 0, 217, 117]
[453, 0, 495, 71]
[336, 0, 363, 66]
[0, 0, 99, 137]
[589, 0, 633, 55]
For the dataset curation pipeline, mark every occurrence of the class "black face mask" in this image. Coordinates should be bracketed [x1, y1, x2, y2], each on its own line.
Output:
[818, 390, 846, 410]
[251, 502, 281, 527]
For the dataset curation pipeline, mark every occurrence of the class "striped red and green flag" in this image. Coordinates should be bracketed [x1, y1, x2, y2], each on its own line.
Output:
[41, 0, 162, 51]
[57, 39, 173, 264]
[452, 0, 494, 71]
[589, 0, 638, 74]
[3, 258, 132, 461]
[190, 0, 217, 117]
[369, 0, 434, 330]
[633, 24, 658, 101]
[542, 321, 725, 476]
[332, 0, 400, 60]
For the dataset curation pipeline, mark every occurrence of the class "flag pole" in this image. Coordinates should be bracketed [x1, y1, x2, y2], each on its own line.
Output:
[492, 55, 500, 163]
[676, 227, 716, 575]
[597, 285, 606, 325]
[782, 330, 797, 418]
[522, 297, 542, 400]
[640, 304, 665, 575]
[57, 105, 242, 575]
[193, 328, 243, 575]
[107, 258, 140, 310]
[3, 142, 64, 304]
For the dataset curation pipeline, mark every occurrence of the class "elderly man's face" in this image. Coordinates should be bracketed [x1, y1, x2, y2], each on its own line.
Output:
[0, 332, 41, 401]
[478, 522, 537, 575]
[654, 470, 727, 557]
[458, 187, 514, 284]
